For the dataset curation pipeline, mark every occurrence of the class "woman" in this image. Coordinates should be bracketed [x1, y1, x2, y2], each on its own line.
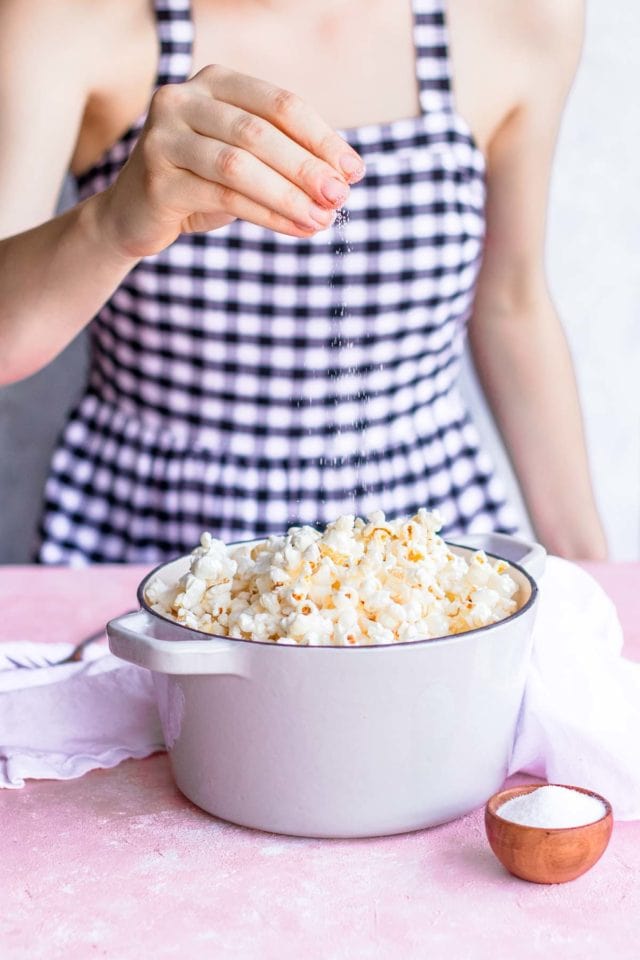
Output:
[0, 0, 607, 562]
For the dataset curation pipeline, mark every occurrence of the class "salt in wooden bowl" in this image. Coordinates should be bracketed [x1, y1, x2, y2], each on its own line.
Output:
[485, 784, 613, 884]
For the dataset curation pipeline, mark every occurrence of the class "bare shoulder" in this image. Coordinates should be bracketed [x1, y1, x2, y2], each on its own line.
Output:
[0, 0, 153, 90]
[0, 0, 117, 82]
[502, 0, 585, 83]
[448, 0, 584, 151]
[0, 0, 156, 217]
[511, 0, 584, 44]
[0, 0, 96, 45]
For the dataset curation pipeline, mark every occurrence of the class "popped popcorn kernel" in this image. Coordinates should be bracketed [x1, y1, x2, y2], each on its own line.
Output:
[146, 510, 519, 646]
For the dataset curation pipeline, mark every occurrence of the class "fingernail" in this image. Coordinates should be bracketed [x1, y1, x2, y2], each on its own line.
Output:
[321, 178, 349, 206]
[340, 154, 365, 181]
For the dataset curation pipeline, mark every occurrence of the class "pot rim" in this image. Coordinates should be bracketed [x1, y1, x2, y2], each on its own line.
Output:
[136, 538, 539, 651]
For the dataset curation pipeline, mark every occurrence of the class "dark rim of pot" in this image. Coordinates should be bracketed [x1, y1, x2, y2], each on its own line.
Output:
[135, 539, 539, 650]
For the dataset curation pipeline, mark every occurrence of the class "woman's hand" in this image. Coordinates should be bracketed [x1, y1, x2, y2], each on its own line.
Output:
[98, 65, 365, 259]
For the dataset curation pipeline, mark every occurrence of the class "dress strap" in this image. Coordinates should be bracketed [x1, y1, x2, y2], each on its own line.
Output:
[412, 0, 454, 116]
[154, 0, 194, 87]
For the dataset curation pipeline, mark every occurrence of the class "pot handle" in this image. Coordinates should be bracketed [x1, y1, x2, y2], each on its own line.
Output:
[107, 610, 251, 677]
[452, 531, 546, 580]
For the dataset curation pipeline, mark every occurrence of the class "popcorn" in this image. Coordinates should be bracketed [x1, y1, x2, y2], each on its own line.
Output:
[146, 510, 519, 646]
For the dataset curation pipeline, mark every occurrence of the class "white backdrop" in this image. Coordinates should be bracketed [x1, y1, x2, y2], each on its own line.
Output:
[1, 0, 638, 561]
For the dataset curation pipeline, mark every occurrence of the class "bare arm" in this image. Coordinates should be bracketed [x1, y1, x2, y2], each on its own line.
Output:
[0, 1, 363, 386]
[0, 200, 142, 383]
[468, 1, 607, 559]
[0, 0, 137, 383]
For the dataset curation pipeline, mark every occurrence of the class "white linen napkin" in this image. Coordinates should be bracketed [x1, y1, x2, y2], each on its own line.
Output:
[1, 557, 639, 819]
[509, 555, 640, 820]
[0, 644, 163, 788]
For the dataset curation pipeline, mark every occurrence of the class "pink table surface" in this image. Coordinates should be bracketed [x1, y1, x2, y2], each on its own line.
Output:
[1, 562, 639, 960]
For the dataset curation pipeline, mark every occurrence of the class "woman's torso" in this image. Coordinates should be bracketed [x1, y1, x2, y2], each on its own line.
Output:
[37, 0, 520, 564]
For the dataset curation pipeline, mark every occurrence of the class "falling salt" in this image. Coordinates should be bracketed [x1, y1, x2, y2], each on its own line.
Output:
[324, 208, 372, 507]
[497, 786, 607, 829]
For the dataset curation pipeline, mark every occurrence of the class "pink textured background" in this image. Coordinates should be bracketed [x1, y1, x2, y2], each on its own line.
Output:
[1, 562, 639, 959]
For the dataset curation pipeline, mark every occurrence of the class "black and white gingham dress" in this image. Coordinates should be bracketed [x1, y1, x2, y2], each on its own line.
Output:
[37, 0, 519, 565]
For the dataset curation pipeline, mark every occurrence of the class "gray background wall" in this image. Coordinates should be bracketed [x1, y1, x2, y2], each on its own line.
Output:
[1, 0, 638, 563]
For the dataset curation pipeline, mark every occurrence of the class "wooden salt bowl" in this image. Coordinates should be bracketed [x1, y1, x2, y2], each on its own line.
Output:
[485, 784, 613, 884]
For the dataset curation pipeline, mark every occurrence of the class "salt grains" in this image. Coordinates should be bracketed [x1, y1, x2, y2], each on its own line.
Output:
[498, 786, 607, 829]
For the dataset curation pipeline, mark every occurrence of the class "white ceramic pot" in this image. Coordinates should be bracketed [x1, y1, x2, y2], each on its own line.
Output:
[108, 532, 545, 838]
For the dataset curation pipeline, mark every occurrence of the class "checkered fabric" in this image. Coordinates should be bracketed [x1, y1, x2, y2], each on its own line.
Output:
[37, 0, 520, 565]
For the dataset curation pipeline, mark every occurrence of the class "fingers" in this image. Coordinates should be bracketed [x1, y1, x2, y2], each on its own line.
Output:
[144, 69, 366, 240]
[168, 129, 337, 233]
[172, 169, 325, 239]
[184, 95, 351, 211]
[192, 65, 366, 184]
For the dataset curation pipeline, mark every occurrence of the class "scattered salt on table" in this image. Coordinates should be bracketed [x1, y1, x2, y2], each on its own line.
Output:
[498, 785, 606, 829]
